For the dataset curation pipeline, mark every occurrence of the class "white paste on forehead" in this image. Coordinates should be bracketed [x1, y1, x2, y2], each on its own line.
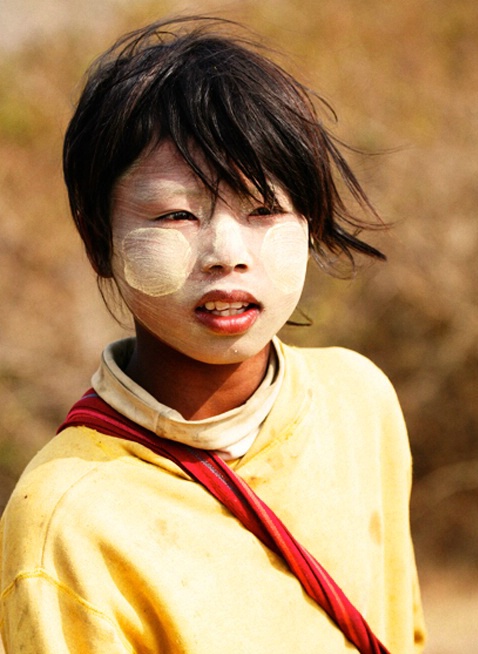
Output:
[261, 222, 308, 294]
[122, 227, 193, 297]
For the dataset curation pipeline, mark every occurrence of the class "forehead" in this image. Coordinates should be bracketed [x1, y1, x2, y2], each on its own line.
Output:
[112, 139, 293, 213]
[115, 140, 208, 202]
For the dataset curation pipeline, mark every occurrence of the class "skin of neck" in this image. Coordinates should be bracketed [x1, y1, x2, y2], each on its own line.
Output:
[125, 321, 271, 420]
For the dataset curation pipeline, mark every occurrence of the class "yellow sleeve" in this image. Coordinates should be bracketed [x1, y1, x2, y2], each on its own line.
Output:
[1, 571, 133, 654]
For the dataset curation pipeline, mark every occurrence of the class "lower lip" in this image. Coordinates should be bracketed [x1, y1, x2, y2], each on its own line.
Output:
[195, 306, 260, 335]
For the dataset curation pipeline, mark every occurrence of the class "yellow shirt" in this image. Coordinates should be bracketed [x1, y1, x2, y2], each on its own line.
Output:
[0, 341, 426, 653]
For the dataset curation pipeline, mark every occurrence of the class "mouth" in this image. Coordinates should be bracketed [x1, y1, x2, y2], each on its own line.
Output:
[200, 300, 257, 316]
[195, 291, 261, 334]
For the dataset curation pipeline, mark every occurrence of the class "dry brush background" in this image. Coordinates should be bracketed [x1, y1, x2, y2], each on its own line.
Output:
[1, 0, 477, 651]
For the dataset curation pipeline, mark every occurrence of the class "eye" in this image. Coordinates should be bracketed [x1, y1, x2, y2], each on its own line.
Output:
[155, 210, 196, 222]
[250, 202, 284, 217]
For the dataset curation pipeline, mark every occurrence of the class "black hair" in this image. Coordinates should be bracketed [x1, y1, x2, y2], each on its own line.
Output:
[63, 15, 385, 278]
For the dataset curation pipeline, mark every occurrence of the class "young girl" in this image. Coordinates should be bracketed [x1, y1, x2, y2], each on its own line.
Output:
[0, 16, 426, 653]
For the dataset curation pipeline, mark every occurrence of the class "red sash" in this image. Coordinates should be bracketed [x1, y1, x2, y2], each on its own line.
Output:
[57, 389, 391, 654]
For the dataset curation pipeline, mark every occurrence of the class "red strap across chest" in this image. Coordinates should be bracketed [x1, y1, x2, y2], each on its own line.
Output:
[57, 389, 391, 654]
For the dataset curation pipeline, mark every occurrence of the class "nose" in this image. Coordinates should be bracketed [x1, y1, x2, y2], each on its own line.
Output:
[199, 213, 252, 273]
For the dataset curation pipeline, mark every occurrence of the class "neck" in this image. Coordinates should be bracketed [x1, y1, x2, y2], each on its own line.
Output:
[125, 323, 271, 420]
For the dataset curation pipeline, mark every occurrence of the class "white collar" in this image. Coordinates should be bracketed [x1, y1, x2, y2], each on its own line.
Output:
[92, 338, 284, 460]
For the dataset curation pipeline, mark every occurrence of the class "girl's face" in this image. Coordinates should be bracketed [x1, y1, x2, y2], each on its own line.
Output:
[111, 141, 309, 365]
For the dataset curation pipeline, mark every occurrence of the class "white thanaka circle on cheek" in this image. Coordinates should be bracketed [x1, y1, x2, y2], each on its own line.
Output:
[260, 222, 309, 293]
[121, 227, 193, 297]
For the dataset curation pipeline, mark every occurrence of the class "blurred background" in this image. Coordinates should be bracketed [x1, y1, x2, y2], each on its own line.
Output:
[1, 0, 477, 650]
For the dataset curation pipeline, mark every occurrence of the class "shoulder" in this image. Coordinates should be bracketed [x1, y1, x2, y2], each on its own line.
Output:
[276, 340, 407, 442]
[6, 426, 124, 507]
[276, 340, 412, 470]
[278, 339, 396, 397]
[1, 424, 186, 583]
[1, 428, 125, 577]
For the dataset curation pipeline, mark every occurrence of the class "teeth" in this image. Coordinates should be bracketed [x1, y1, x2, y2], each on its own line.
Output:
[203, 300, 250, 316]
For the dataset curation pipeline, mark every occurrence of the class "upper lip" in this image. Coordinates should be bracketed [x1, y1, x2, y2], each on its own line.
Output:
[196, 289, 260, 309]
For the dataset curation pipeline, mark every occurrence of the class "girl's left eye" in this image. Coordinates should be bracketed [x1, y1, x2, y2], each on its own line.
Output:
[250, 203, 283, 217]
[155, 211, 196, 221]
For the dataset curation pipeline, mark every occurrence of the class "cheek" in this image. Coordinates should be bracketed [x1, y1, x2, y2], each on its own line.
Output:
[260, 222, 309, 294]
[118, 227, 193, 296]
